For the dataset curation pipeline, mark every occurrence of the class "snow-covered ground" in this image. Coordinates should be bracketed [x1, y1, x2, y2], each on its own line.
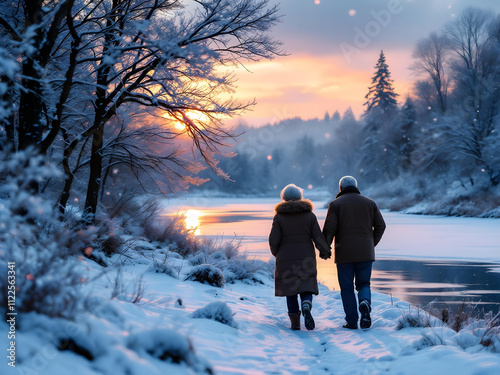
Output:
[3, 196, 500, 375]
[3, 243, 500, 375]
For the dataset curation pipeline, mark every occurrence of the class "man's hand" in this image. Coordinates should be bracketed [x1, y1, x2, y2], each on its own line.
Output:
[319, 250, 332, 260]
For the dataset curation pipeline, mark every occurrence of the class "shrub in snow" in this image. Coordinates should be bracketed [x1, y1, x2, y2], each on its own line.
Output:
[413, 327, 456, 350]
[189, 252, 207, 266]
[126, 328, 212, 373]
[67, 211, 131, 265]
[192, 301, 237, 328]
[148, 256, 179, 278]
[480, 327, 500, 353]
[187, 237, 273, 284]
[142, 208, 198, 257]
[444, 301, 478, 333]
[225, 258, 271, 284]
[401, 303, 500, 352]
[103, 196, 201, 257]
[209, 251, 228, 262]
[396, 308, 432, 330]
[184, 264, 225, 287]
[0, 149, 89, 318]
[449, 330, 482, 350]
[59, 338, 95, 361]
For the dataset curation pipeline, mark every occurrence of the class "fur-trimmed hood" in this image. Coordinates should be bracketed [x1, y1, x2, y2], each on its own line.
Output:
[274, 199, 314, 214]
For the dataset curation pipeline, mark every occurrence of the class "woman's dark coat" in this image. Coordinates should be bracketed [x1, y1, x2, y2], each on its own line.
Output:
[269, 199, 330, 297]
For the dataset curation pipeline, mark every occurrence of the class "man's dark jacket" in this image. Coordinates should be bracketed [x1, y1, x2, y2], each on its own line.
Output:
[323, 187, 386, 264]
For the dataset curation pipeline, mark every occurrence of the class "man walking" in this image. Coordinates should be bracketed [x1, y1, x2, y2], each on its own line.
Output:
[323, 176, 386, 329]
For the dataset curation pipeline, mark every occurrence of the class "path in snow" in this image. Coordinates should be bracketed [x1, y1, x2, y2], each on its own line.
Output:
[169, 275, 500, 375]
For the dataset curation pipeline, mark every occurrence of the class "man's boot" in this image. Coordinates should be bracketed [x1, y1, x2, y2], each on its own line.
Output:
[288, 311, 301, 330]
[359, 300, 371, 329]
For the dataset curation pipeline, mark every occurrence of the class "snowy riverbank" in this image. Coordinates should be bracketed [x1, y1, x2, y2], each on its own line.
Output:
[3, 242, 500, 375]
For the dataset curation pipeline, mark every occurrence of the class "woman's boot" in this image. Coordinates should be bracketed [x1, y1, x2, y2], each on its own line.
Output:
[301, 300, 315, 330]
[288, 311, 301, 330]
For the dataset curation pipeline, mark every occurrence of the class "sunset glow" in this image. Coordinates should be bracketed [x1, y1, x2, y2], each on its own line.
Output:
[230, 53, 412, 126]
[184, 209, 203, 235]
[226, 1, 500, 127]
[163, 110, 214, 132]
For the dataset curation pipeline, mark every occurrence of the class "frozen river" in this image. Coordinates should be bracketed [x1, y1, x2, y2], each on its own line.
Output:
[162, 196, 500, 312]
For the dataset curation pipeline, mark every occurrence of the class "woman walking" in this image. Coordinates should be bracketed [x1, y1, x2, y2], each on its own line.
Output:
[269, 184, 331, 330]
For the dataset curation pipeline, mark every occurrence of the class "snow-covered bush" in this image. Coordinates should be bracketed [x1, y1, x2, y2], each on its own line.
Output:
[62, 202, 133, 267]
[98, 196, 198, 257]
[0, 149, 90, 318]
[480, 323, 500, 353]
[224, 258, 272, 284]
[189, 252, 207, 266]
[402, 303, 500, 352]
[143, 209, 198, 256]
[184, 264, 225, 287]
[413, 328, 456, 350]
[125, 328, 213, 373]
[148, 256, 180, 278]
[187, 237, 274, 284]
[192, 301, 237, 328]
[396, 307, 432, 330]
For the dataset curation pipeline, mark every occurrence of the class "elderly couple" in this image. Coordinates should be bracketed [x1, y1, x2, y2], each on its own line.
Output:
[269, 176, 386, 331]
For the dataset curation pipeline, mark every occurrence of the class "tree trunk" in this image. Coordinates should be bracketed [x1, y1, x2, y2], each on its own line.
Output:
[84, 123, 104, 219]
[19, 59, 45, 150]
[58, 172, 74, 215]
[18, 1, 47, 150]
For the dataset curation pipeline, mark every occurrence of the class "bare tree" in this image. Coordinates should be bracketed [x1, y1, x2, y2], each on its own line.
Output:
[71, 0, 283, 218]
[1, 0, 284, 218]
[444, 7, 500, 186]
[412, 32, 451, 114]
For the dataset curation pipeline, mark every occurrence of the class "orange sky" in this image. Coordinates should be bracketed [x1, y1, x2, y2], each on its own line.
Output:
[228, 50, 414, 126]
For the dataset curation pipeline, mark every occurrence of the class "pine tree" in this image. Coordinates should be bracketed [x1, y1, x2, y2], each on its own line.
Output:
[332, 110, 341, 122]
[360, 51, 400, 182]
[323, 111, 331, 122]
[342, 107, 356, 122]
[364, 50, 399, 115]
[398, 97, 417, 172]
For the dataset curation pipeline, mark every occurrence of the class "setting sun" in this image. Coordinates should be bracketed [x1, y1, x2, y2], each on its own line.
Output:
[184, 209, 203, 235]
[163, 110, 221, 132]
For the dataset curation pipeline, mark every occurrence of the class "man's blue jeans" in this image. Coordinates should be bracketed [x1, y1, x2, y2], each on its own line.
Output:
[336, 261, 373, 325]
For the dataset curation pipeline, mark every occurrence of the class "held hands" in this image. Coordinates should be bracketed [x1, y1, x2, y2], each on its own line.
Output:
[319, 250, 332, 260]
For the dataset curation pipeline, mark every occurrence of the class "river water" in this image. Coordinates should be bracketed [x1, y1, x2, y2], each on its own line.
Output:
[163, 196, 500, 313]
